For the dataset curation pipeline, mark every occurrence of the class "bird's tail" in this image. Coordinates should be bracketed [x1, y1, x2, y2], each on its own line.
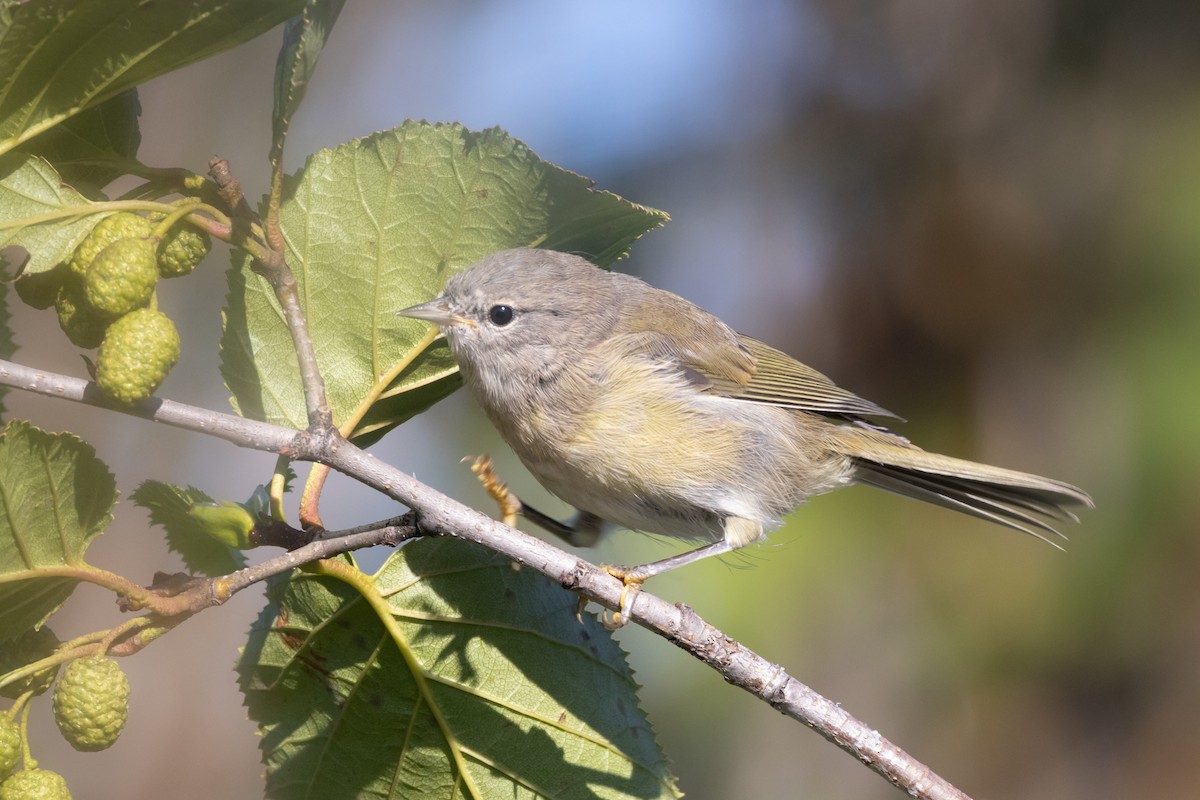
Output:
[833, 428, 1094, 547]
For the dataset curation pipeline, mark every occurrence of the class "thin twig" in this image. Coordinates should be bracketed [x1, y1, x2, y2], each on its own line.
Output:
[208, 156, 334, 433]
[139, 519, 419, 617]
[0, 357, 971, 800]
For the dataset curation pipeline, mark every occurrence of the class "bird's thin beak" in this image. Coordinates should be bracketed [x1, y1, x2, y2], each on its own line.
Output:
[395, 298, 475, 328]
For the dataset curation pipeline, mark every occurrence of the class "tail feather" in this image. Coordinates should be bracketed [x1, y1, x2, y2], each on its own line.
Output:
[856, 461, 1070, 548]
[836, 430, 1093, 546]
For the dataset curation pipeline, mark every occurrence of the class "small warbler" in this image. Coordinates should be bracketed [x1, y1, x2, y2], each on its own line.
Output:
[398, 249, 1092, 621]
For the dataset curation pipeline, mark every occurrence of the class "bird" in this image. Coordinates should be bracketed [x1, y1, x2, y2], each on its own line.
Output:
[397, 248, 1093, 624]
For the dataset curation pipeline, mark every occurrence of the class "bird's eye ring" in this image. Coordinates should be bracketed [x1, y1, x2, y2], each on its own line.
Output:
[488, 305, 514, 326]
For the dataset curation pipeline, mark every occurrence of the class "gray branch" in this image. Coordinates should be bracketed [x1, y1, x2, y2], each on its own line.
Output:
[0, 358, 971, 800]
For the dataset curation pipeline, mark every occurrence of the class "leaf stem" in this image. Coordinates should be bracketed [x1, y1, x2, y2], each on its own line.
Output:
[0, 199, 166, 230]
[0, 563, 157, 608]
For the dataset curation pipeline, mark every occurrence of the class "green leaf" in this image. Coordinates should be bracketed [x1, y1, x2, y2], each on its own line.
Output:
[0, 0, 308, 157]
[0, 153, 98, 274]
[0, 420, 117, 640]
[348, 338, 462, 449]
[220, 121, 668, 441]
[18, 90, 142, 192]
[238, 538, 679, 800]
[130, 481, 249, 578]
[271, 0, 346, 173]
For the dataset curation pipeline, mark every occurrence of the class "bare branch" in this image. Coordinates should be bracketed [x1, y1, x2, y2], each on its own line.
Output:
[0, 357, 972, 800]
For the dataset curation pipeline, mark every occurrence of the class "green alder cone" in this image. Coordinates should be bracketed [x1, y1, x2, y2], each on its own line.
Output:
[157, 225, 211, 277]
[51, 657, 130, 752]
[53, 278, 108, 349]
[0, 769, 72, 800]
[13, 264, 67, 310]
[84, 237, 159, 317]
[95, 308, 180, 404]
[0, 717, 20, 779]
[0, 627, 61, 699]
[68, 213, 153, 278]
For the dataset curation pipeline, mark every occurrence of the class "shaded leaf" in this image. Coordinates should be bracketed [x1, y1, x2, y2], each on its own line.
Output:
[220, 121, 668, 442]
[19, 89, 142, 191]
[131, 481, 248, 578]
[271, 0, 346, 173]
[0, 0, 307, 157]
[238, 538, 679, 800]
[0, 420, 117, 640]
[0, 154, 97, 274]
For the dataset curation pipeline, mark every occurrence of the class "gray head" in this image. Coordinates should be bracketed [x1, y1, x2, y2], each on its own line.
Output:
[396, 248, 635, 388]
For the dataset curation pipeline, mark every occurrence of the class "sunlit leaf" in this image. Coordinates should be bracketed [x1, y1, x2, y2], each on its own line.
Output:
[0, 0, 306, 157]
[0, 420, 117, 640]
[0, 154, 97, 274]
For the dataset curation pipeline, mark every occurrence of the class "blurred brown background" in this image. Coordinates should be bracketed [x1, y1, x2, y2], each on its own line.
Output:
[6, 1, 1199, 798]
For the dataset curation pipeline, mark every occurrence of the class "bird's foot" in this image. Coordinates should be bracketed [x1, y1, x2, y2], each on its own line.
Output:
[599, 565, 647, 630]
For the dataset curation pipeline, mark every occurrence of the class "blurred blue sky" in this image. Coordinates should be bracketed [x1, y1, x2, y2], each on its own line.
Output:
[317, 0, 826, 172]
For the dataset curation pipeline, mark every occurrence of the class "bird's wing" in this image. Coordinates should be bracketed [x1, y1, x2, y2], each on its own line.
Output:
[621, 288, 759, 386]
[623, 287, 896, 420]
[717, 335, 899, 419]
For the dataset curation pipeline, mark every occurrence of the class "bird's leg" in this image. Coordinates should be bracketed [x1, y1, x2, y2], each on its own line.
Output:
[467, 461, 763, 629]
[467, 454, 606, 547]
[520, 506, 605, 548]
[601, 542, 732, 629]
[467, 454, 521, 527]
[602, 516, 763, 629]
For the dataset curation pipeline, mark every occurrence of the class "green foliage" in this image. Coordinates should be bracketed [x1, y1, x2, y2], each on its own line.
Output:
[239, 539, 678, 800]
[220, 121, 668, 443]
[0, 155, 99, 275]
[0, 4, 684, 797]
[52, 656, 130, 752]
[131, 481, 249, 577]
[95, 308, 180, 404]
[0, 421, 117, 641]
[0, 0, 309, 157]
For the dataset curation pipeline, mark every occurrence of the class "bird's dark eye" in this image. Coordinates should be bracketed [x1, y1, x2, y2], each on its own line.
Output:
[488, 305, 514, 326]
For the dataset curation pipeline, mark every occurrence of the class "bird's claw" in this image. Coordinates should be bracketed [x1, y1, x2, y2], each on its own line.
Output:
[600, 565, 646, 630]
